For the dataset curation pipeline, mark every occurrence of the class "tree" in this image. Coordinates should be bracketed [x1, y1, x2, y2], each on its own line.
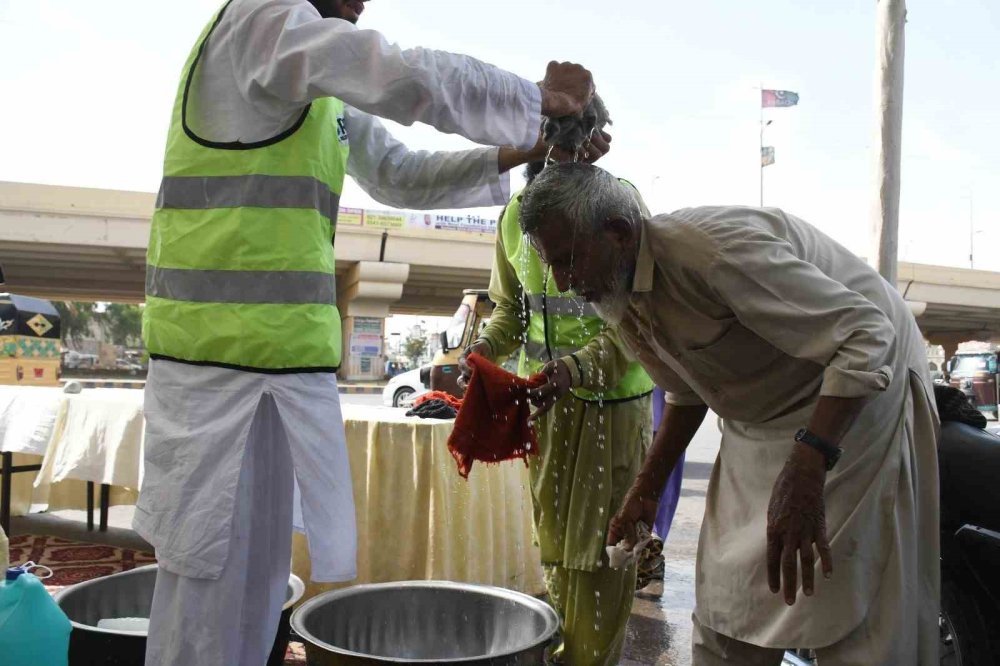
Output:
[403, 336, 427, 366]
[52, 301, 97, 347]
[100, 303, 143, 347]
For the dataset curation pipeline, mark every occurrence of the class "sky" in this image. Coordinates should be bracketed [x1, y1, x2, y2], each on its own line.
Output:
[1, 0, 998, 283]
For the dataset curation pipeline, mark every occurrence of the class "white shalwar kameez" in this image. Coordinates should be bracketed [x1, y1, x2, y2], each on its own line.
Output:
[135, 1, 542, 663]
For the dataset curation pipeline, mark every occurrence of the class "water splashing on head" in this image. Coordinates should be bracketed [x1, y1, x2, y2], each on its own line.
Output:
[519, 163, 646, 327]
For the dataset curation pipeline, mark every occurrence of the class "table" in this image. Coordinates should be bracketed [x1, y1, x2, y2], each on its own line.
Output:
[292, 404, 546, 601]
[0, 386, 143, 534]
[0, 387, 546, 599]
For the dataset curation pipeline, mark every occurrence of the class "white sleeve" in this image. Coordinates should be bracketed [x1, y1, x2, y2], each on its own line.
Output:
[345, 107, 511, 209]
[229, 0, 541, 150]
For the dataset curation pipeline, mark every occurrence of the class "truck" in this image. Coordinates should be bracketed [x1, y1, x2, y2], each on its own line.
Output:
[948, 351, 1000, 421]
[0, 293, 62, 387]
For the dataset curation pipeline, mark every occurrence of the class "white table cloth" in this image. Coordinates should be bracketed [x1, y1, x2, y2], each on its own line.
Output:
[0, 386, 64, 456]
[0, 387, 144, 517]
[35, 388, 145, 489]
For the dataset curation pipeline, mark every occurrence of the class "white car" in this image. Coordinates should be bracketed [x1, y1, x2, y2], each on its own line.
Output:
[115, 359, 144, 374]
[382, 367, 430, 408]
[63, 350, 98, 369]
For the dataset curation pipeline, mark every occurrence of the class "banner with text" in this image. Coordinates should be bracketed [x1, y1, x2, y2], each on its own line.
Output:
[337, 207, 499, 234]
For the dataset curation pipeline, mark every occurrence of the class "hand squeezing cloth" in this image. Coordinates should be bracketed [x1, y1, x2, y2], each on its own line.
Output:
[446, 353, 547, 478]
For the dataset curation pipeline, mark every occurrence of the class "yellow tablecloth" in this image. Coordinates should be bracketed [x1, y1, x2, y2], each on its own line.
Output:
[292, 405, 545, 601]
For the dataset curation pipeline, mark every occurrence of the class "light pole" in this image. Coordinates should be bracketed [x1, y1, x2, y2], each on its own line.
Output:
[870, 0, 906, 285]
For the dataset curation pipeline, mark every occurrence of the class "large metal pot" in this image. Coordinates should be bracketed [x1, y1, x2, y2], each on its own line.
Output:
[291, 581, 560, 665]
[54, 564, 304, 666]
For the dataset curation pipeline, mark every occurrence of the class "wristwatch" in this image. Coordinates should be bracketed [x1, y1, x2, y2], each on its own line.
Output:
[794, 428, 843, 471]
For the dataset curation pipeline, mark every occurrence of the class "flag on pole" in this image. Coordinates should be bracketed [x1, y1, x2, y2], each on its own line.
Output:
[761, 146, 775, 167]
[762, 90, 800, 108]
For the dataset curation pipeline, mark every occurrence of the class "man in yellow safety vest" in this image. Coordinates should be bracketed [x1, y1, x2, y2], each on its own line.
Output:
[138, 1, 603, 663]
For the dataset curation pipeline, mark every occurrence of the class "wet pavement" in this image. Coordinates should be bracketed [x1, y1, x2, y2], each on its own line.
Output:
[619, 418, 719, 665]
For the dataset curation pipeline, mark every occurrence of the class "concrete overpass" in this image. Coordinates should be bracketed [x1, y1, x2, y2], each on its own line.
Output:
[0, 181, 493, 317]
[2, 181, 999, 372]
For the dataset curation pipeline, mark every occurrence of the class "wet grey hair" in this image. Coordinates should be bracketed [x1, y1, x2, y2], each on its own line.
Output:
[519, 163, 646, 236]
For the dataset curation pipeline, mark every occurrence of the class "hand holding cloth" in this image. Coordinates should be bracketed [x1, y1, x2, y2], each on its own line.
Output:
[446, 353, 546, 478]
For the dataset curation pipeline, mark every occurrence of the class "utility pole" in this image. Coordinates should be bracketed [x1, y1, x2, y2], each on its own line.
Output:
[870, 0, 907, 286]
[760, 90, 765, 207]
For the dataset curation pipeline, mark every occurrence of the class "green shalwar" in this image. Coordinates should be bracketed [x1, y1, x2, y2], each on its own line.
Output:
[477, 191, 653, 665]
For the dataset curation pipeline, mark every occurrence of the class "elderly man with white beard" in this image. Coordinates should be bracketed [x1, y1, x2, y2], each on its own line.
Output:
[518, 163, 939, 666]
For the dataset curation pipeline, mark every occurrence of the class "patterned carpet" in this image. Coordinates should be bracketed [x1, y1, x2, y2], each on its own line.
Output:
[7, 534, 157, 593]
[7, 534, 307, 665]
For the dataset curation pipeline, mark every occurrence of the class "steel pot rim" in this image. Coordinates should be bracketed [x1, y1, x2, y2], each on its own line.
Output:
[290, 580, 560, 664]
[54, 564, 305, 635]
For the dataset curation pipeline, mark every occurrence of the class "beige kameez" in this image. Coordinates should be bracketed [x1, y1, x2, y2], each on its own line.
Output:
[615, 206, 939, 663]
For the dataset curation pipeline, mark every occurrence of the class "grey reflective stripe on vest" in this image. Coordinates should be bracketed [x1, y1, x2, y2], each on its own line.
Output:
[524, 339, 581, 363]
[524, 294, 599, 318]
[157, 175, 340, 221]
[147, 266, 336, 305]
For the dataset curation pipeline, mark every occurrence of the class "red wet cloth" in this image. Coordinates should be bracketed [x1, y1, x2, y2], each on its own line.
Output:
[413, 391, 464, 411]
[446, 353, 547, 479]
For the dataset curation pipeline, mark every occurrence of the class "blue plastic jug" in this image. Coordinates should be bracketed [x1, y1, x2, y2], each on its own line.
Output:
[0, 565, 71, 666]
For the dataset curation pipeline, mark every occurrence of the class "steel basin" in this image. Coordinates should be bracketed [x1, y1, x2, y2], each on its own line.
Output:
[291, 581, 559, 665]
[54, 564, 304, 666]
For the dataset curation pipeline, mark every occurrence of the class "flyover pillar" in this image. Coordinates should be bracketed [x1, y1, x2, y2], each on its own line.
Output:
[927, 333, 969, 379]
[337, 261, 410, 382]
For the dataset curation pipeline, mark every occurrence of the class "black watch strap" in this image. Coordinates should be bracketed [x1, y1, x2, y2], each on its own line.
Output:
[794, 428, 843, 471]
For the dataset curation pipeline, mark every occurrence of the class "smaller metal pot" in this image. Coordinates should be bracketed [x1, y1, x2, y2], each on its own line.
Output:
[54, 564, 304, 666]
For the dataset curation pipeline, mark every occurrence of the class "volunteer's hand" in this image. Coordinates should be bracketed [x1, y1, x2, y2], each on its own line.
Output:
[766, 443, 833, 605]
[606, 481, 659, 548]
[539, 61, 595, 119]
[526, 359, 572, 424]
[458, 341, 492, 391]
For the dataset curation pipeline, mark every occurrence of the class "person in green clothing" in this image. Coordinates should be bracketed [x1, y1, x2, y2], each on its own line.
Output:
[459, 157, 654, 665]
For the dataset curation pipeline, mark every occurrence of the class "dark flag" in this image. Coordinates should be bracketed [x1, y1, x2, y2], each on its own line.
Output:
[762, 90, 800, 108]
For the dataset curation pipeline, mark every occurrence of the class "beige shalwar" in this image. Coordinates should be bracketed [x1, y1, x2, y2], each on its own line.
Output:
[613, 207, 939, 663]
